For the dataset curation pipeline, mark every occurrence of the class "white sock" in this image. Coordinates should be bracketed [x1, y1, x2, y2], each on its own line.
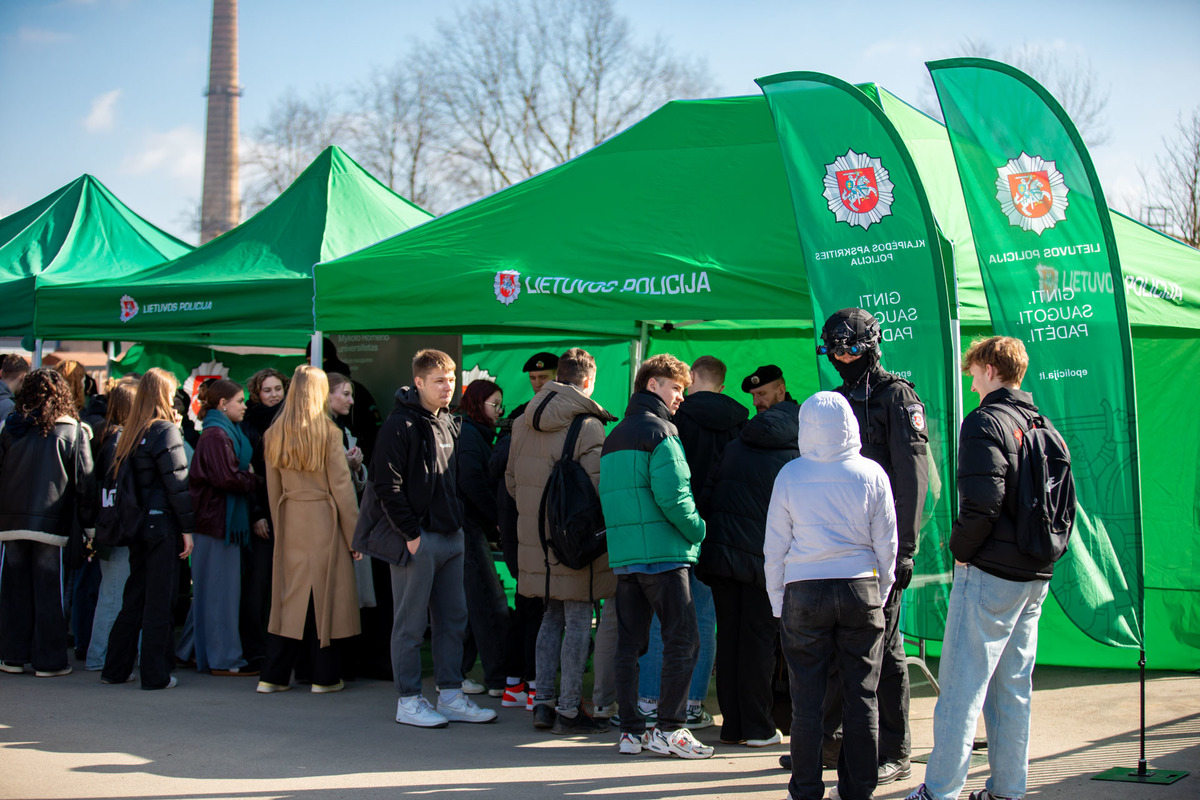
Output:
[439, 688, 462, 703]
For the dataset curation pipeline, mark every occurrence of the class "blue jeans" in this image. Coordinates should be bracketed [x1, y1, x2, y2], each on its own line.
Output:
[637, 570, 715, 704]
[87, 546, 132, 670]
[924, 565, 1049, 800]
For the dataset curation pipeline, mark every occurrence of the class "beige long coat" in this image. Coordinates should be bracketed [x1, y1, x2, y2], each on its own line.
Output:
[265, 423, 360, 646]
[505, 381, 617, 602]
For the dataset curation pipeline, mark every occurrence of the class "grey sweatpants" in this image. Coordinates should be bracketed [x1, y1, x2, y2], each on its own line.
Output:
[389, 529, 467, 697]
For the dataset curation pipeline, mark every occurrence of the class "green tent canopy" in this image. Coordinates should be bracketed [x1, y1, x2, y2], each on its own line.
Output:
[0, 175, 192, 337]
[316, 88, 1200, 670]
[36, 146, 433, 348]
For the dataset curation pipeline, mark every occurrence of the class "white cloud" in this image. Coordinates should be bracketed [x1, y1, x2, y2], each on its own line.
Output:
[120, 126, 204, 182]
[83, 89, 122, 133]
[18, 27, 75, 44]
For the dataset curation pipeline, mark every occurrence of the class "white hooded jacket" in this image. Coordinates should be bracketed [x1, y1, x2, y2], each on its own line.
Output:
[763, 391, 897, 617]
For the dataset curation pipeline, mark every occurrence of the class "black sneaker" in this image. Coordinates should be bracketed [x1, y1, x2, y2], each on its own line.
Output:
[532, 702, 555, 729]
[878, 759, 913, 785]
[551, 707, 610, 735]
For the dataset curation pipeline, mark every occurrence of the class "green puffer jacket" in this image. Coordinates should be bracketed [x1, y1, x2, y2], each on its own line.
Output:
[599, 391, 705, 567]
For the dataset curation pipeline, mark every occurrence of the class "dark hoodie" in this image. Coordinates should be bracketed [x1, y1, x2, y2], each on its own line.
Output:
[697, 399, 800, 587]
[672, 390, 748, 495]
[370, 386, 462, 541]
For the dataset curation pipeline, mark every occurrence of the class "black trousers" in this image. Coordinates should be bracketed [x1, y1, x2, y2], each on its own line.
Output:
[0, 539, 68, 672]
[239, 530, 274, 668]
[102, 518, 180, 689]
[823, 581, 911, 763]
[261, 594, 340, 687]
[709, 576, 779, 742]
[781, 579, 884, 800]
[614, 568, 697, 734]
[502, 593, 543, 682]
[460, 528, 510, 689]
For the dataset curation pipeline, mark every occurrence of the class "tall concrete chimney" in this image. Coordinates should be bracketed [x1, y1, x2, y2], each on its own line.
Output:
[199, 0, 240, 243]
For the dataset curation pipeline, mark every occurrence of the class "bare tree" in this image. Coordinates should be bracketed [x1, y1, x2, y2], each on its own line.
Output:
[242, 88, 349, 214]
[423, 0, 715, 199]
[348, 59, 450, 212]
[1141, 106, 1200, 246]
[923, 40, 1111, 148]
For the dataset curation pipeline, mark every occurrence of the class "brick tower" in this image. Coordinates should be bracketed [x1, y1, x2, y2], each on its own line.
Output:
[199, 0, 240, 243]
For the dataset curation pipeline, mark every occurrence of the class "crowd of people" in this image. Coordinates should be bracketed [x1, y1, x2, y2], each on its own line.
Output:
[0, 312, 1065, 800]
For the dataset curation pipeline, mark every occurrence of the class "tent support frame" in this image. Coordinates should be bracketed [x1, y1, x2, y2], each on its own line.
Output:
[1092, 649, 1188, 786]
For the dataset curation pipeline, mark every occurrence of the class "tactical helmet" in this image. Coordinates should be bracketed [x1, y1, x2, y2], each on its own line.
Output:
[818, 308, 882, 357]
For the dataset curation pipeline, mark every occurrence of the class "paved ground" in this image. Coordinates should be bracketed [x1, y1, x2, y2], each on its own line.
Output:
[0, 660, 1195, 800]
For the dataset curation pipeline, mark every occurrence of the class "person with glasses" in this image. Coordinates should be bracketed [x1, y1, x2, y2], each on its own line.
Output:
[454, 379, 511, 699]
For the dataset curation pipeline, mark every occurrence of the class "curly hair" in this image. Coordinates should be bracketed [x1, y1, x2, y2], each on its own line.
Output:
[246, 367, 290, 404]
[13, 368, 78, 436]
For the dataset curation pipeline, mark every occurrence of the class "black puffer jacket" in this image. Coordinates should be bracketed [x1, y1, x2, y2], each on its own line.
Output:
[952, 387, 1054, 582]
[673, 390, 748, 494]
[489, 434, 520, 574]
[697, 400, 799, 587]
[241, 400, 281, 524]
[838, 368, 929, 558]
[0, 414, 97, 545]
[130, 420, 196, 533]
[457, 415, 498, 543]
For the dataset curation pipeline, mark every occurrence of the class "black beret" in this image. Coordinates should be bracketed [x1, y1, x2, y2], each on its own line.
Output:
[742, 364, 784, 393]
[522, 352, 559, 372]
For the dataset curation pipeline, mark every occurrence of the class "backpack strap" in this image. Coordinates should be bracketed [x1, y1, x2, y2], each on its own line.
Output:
[560, 413, 590, 461]
[537, 413, 595, 603]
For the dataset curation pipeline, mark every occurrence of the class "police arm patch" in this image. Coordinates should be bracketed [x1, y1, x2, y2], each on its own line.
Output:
[906, 403, 926, 432]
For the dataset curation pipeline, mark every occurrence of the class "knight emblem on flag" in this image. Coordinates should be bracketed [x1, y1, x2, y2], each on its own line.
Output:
[494, 270, 521, 305]
[823, 149, 895, 230]
[995, 152, 1069, 235]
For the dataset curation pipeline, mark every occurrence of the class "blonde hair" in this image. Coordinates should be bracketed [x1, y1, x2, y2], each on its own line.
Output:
[265, 365, 336, 473]
[114, 367, 177, 474]
[54, 360, 88, 410]
[962, 336, 1029, 385]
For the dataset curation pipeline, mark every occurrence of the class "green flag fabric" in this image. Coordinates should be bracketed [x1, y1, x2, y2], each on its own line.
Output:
[929, 58, 1144, 650]
[756, 72, 958, 640]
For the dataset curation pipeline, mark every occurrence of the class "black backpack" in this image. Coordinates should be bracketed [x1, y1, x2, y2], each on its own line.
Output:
[994, 405, 1076, 563]
[94, 445, 143, 548]
[537, 413, 607, 584]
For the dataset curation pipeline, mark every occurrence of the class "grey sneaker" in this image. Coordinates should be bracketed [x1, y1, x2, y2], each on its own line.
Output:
[460, 678, 486, 694]
[438, 692, 498, 723]
[396, 695, 449, 728]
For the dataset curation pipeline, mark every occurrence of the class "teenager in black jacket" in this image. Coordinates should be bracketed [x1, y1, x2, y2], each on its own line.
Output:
[101, 368, 195, 690]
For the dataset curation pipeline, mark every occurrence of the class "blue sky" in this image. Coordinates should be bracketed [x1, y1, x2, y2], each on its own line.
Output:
[2, 0, 1197, 244]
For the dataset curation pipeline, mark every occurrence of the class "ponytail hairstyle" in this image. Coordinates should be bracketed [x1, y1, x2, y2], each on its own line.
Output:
[114, 367, 177, 473]
[197, 378, 243, 420]
[265, 365, 335, 473]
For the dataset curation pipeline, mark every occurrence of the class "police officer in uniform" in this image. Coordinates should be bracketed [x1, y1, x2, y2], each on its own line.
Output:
[507, 352, 559, 421]
[816, 307, 929, 785]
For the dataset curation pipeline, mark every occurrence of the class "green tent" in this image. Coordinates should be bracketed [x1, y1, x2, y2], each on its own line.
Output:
[316, 89, 1200, 670]
[36, 146, 433, 348]
[0, 175, 192, 338]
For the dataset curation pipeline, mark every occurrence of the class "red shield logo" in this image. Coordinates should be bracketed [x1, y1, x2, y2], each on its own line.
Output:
[499, 274, 517, 298]
[1007, 171, 1053, 218]
[836, 168, 880, 214]
[119, 294, 138, 323]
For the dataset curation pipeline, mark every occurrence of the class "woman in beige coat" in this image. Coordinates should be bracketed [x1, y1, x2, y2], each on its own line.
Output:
[256, 366, 360, 694]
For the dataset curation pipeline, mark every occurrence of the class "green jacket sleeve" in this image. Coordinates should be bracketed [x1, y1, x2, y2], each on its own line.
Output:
[649, 436, 705, 545]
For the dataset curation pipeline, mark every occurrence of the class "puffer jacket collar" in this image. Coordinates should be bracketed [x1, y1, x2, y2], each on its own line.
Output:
[797, 391, 860, 463]
[741, 399, 800, 450]
[624, 390, 671, 423]
[524, 381, 616, 433]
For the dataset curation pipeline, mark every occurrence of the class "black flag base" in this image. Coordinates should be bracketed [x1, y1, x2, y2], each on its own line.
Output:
[1092, 766, 1188, 786]
[1091, 650, 1189, 787]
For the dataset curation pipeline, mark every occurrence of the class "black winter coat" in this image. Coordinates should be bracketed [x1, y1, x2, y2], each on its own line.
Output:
[489, 434, 520, 575]
[0, 415, 97, 545]
[131, 420, 196, 534]
[673, 390, 748, 495]
[241, 400, 281, 525]
[952, 387, 1054, 582]
[837, 368, 929, 559]
[457, 416, 499, 543]
[697, 400, 799, 587]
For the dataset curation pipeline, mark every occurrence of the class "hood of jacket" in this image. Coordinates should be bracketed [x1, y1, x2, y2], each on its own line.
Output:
[674, 391, 746, 433]
[521, 380, 615, 433]
[797, 391, 860, 462]
[741, 399, 800, 450]
[392, 385, 453, 421]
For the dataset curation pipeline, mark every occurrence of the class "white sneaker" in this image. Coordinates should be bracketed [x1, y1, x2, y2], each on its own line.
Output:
[594, 702, 618, 719]
[746, 728, 783, 747]
[619, 731, 650, 754]
[34, 666, 73, 677]
[647, 727, 714, 759]
[437, 692, 498, 723]
[461, 678, 486, 694]
[396, 695, 449, 728]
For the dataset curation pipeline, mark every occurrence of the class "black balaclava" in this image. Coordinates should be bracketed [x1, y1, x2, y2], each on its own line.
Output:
[821, 307, 882, 389]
